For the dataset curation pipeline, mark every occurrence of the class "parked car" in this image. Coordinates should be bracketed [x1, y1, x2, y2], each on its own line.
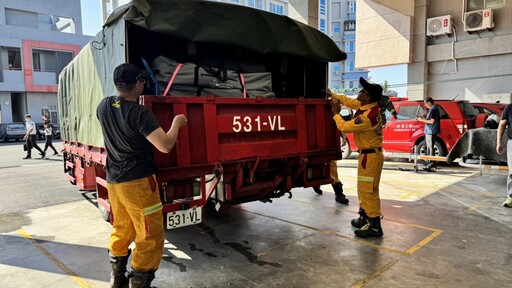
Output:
[36, 123, 45, 140]
[0, 123, 26, 142]
[36, 123, 61, 140]
[52, 124, 61, 139]
[342, 99, 480, 158]
[471, 103, 506, 116]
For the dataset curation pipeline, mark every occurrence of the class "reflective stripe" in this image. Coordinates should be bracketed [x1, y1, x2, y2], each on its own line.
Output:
[358, 176, 374, 182]
[143, 203, 163, 216]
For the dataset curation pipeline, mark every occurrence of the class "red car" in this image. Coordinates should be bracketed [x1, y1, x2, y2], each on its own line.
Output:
[342, 100, 480, 158]
[471, 103, 506, 116]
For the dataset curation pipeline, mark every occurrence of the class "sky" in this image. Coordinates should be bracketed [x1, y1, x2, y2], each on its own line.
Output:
[79, 0, 407, 96]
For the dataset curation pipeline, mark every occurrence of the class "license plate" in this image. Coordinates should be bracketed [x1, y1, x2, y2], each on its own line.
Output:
[166, 207, 202, 229]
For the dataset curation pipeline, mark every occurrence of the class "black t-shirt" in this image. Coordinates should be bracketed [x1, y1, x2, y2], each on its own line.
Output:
[501, 104, 512, 140]
[96, 96, 161, 183]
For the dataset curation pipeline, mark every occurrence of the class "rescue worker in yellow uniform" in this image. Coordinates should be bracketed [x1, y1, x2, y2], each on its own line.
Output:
[326, 77, 384, 238]
[312, 134, 349, 205]
[97, 63, 188, 287]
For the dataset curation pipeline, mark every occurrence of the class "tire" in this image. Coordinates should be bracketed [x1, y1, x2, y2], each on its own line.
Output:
[341, 142, 352, 159]
[418, 139, 446, 157]
[98, 200, 111, 222]
[2, 135, 8, 142]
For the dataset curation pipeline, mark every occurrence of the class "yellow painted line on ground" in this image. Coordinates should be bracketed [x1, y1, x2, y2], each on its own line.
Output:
[247, 211, 410, 256]
[16, 229, 93, 288]
[405, 229, 443, 255]
[385, 220, 443, 255]
[351, 259, 399, 288]
[448, 186, 494, 197]
[248, 206, 443, 256]
[468, 199, 489, 211]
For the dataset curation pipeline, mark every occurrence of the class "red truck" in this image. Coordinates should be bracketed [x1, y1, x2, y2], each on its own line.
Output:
[58, 1, 346, 229]
[343, 99, 480, 158]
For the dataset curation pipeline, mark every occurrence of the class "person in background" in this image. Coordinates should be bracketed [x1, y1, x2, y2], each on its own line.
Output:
[312, 134, 349, 205]
[41, 121, 59, 156]
[496, 104, 512, 208]
[416, 97, 441, 172]
[97, 63, 188, 288]
[326, 77, 385, 238]
[22, 114, 45, 159]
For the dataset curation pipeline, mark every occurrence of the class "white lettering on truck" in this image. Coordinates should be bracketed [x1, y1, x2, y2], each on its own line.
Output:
[232, 116, 285, 132]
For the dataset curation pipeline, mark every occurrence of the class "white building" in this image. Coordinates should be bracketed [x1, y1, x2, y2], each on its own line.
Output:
[356, 0, 512, 102]
[0, 0, 91, 124]
[328, 0, 368, 91]
[101, 0, 294, 24]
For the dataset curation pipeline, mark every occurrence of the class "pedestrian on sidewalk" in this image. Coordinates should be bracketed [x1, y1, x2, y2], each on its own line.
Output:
[22, 114, 45, 159]
[41, 121, 59, 156]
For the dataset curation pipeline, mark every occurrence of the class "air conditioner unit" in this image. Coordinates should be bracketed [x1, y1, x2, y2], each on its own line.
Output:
[464, 9, 494, 32]
[426, 15, 452, 36]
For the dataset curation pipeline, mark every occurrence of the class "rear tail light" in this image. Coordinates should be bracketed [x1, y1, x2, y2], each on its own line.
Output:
[456, 123, 468, 133]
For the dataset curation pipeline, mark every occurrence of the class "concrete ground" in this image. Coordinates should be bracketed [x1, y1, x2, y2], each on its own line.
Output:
[0, 153, 511, 288]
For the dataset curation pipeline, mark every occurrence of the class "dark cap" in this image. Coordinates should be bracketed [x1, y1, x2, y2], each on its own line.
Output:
[359, 77, 383, 102]
[113, 63, 142, 85]
[24, 114, 31, 118]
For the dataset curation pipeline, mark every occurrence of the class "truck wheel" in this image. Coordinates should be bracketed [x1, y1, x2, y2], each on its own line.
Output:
[341, 142, 352, 159]
[2, 135, 8, 142]
[98, 200, 111, 222]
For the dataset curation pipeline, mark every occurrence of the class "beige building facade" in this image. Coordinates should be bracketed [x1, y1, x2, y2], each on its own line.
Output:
[356, 0, 512, 102]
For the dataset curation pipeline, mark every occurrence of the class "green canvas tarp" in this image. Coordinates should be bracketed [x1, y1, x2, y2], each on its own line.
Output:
[58, 0, 346, 147]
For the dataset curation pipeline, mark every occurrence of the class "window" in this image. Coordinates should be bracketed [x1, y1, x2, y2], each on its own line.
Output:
[345, 60, 354, 72]
[333, 22, 340, 36]
[332, 63, 340, 76]
[345, 41, 354, 52]
[230, 0, 240, 3]
[7, 48, 22, 70]
[320, 0, 326, 16]
[466, 0, 505, 11]
[33, 52, 41, 71]
[54, 16, 76, 34]
[349, 1, 356, 13]
[344, 20, 356, 31]
[270, 3, 284, 15]
[397, 105, 424, 121]
[32, 49, 73, 76]
[319, 19, 326, 33]
[333, 23, 340, 33]
[247, 0, 263, 9]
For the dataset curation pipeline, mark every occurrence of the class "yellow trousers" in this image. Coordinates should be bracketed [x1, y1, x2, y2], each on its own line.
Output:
[330, 160, 340, 183]
[107, 175, 164, 271]
[357, 151, 384, 218]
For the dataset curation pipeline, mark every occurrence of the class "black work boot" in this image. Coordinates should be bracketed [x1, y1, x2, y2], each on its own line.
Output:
[313, 186, 323, 194]
[332, 182, 349, 204]
[129, 269, 156, 288]
[354, 216, 384, 238]
[109, 249, 131, 288]
[351, 208, 368, 228]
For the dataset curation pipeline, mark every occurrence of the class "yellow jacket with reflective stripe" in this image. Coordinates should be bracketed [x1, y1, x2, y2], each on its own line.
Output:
[332, 94, 383, 150]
